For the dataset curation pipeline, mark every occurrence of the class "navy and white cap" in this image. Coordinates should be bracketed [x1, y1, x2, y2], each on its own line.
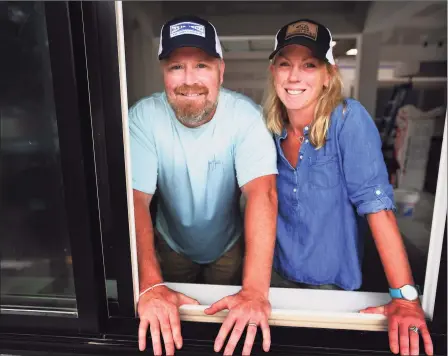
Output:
[158, 15, 223, 60]
[269, 19, 335, 65]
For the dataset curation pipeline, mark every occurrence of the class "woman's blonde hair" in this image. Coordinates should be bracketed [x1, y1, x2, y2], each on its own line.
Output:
[263, 61, 344, 149]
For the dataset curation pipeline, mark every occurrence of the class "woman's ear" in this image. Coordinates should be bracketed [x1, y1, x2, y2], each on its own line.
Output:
[269, 63, 275, 76]
[323, 64, 333, 88]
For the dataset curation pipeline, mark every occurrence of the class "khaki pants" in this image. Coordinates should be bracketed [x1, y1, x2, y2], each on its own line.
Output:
[270, 269, 342, 290]
[155, 231, 244, 285]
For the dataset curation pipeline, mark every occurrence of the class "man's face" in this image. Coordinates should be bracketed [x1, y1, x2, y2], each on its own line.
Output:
[162, 47, 224, 127]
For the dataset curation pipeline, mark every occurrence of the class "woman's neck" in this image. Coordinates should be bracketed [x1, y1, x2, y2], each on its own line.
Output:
[286, 102, 316, 135]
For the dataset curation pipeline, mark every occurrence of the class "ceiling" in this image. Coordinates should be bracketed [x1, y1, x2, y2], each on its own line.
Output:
[145, 1, 371, 35]
[134, 1, 446, 40]
[127, 1, 447, 65]
[159, 1, 370, 18]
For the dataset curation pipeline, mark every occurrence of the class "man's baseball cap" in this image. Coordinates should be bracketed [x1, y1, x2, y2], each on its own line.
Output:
[269, 19, 335, 65]
[158, 15, 223, 60]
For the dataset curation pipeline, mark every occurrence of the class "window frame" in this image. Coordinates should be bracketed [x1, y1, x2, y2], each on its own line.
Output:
[0, 1, 108, 334]
[80, 0, 135, 318]
[0, 2, 445, 355]
[28, 1, 440, 354]
[1, 327, 446, 356]
[114, 0, 447, 329]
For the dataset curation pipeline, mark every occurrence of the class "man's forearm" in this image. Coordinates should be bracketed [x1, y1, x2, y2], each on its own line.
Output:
[367, 210, 415, 289]
[134, 202, 164, 292]
[242, 190, 277, 298]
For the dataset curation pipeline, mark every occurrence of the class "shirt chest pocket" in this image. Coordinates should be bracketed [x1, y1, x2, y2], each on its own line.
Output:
[205, 150, 234, 181]
[205, 152, 235, 198]
[308, 155, 341, 189]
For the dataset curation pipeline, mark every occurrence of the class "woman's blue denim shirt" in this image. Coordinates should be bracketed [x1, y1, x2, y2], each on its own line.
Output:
[274, 98, 396, 290]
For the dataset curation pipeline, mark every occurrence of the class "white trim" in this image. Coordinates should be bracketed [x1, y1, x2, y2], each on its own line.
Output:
[273, 28, 281, 53]
[179, 306, 388, 331]
[114, 1, 140, 316]
[157, 23, 163, 57]
[325, 26, 336, 65]
[421, 114, 447, 319]
[209, 22, 223, 58]
[169, 283, 389, 331]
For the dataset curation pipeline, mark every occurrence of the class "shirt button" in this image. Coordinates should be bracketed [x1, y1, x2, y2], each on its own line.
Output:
[305, 139, 309, 143]
[304, 126, 309, 131]
[375, 190, 381, 195]
[293, 188, 297, 192]
[299, 155, 303, 160]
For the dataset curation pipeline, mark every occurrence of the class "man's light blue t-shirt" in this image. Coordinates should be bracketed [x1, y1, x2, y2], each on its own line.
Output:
[129, 88, 278, 264]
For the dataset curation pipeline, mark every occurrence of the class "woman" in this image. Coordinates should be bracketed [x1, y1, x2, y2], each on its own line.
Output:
[264, 19, 433, 356]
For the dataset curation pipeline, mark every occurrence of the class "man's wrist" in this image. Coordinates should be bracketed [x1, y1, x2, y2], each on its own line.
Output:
[139, 282, 168, 300]
[139, 277, 164, 294]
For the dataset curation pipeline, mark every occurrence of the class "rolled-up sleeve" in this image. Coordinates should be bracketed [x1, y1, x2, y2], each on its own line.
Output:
[338, 102, 396, 216]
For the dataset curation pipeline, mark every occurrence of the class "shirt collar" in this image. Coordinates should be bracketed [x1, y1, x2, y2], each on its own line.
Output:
[275, 125, 311, 141]
[274, 127, 288, 145]
[279, 127, 287, 139]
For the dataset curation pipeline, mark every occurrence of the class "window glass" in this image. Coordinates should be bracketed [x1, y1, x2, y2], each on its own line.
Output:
[1, 2, 76, 315]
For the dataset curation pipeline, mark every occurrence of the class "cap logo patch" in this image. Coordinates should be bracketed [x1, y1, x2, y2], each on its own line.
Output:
[285, 21, 318, 41]
[170, 22, 205, 38]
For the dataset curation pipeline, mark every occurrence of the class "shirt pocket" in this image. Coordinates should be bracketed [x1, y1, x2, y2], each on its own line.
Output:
[308, 155, 341, 189]
[205, 152, 234, 193]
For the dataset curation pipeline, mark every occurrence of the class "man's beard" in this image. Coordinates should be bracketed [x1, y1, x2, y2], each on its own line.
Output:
[168, 84, 218, 127]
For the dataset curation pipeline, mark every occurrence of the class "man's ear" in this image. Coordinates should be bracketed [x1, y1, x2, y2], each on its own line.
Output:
[160, 59, 167, 73]
[219, 59, 225, 85]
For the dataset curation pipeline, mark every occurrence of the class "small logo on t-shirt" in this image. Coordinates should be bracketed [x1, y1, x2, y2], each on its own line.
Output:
[208, 156, 222, 171]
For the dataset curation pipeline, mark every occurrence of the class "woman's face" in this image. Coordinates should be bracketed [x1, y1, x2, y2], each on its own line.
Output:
[270, 45, 330, 112]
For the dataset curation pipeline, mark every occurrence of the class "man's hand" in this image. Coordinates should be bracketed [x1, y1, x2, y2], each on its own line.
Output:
[204, 289, 271, 355]
[360, 299, 433, 355]
[138, 286, 200, 355]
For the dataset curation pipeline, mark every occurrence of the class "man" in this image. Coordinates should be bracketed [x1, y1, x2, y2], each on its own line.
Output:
[129, 15, 277, 356]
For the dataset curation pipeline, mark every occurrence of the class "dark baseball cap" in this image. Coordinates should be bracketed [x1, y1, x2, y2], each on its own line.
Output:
[269, 19, 335, 64]
[158, 15, 223, 60]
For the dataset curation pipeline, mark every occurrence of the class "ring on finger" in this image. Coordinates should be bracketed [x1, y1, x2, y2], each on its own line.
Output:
[247, 322, 258, 328]
[409, 325, 419, 334]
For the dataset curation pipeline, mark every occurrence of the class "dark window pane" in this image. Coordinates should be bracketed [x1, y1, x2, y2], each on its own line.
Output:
[0, 2, 76, 315]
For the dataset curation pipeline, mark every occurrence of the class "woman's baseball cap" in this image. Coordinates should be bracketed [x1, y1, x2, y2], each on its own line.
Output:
[269, 19, 335, 65]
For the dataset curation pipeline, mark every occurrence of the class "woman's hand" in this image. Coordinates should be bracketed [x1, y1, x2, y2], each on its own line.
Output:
[361, 299, 433, 355]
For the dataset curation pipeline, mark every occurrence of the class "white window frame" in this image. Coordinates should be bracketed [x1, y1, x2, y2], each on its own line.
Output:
[115, 1, 447, 332]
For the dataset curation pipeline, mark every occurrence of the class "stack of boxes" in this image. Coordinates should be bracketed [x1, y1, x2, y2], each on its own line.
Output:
[393, 105, 445, 253]
[395, 105, 445, 192]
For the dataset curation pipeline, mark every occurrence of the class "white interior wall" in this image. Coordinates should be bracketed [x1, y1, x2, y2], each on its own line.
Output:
[223, 59, 445, 107]
[123, 3, 163, 106]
